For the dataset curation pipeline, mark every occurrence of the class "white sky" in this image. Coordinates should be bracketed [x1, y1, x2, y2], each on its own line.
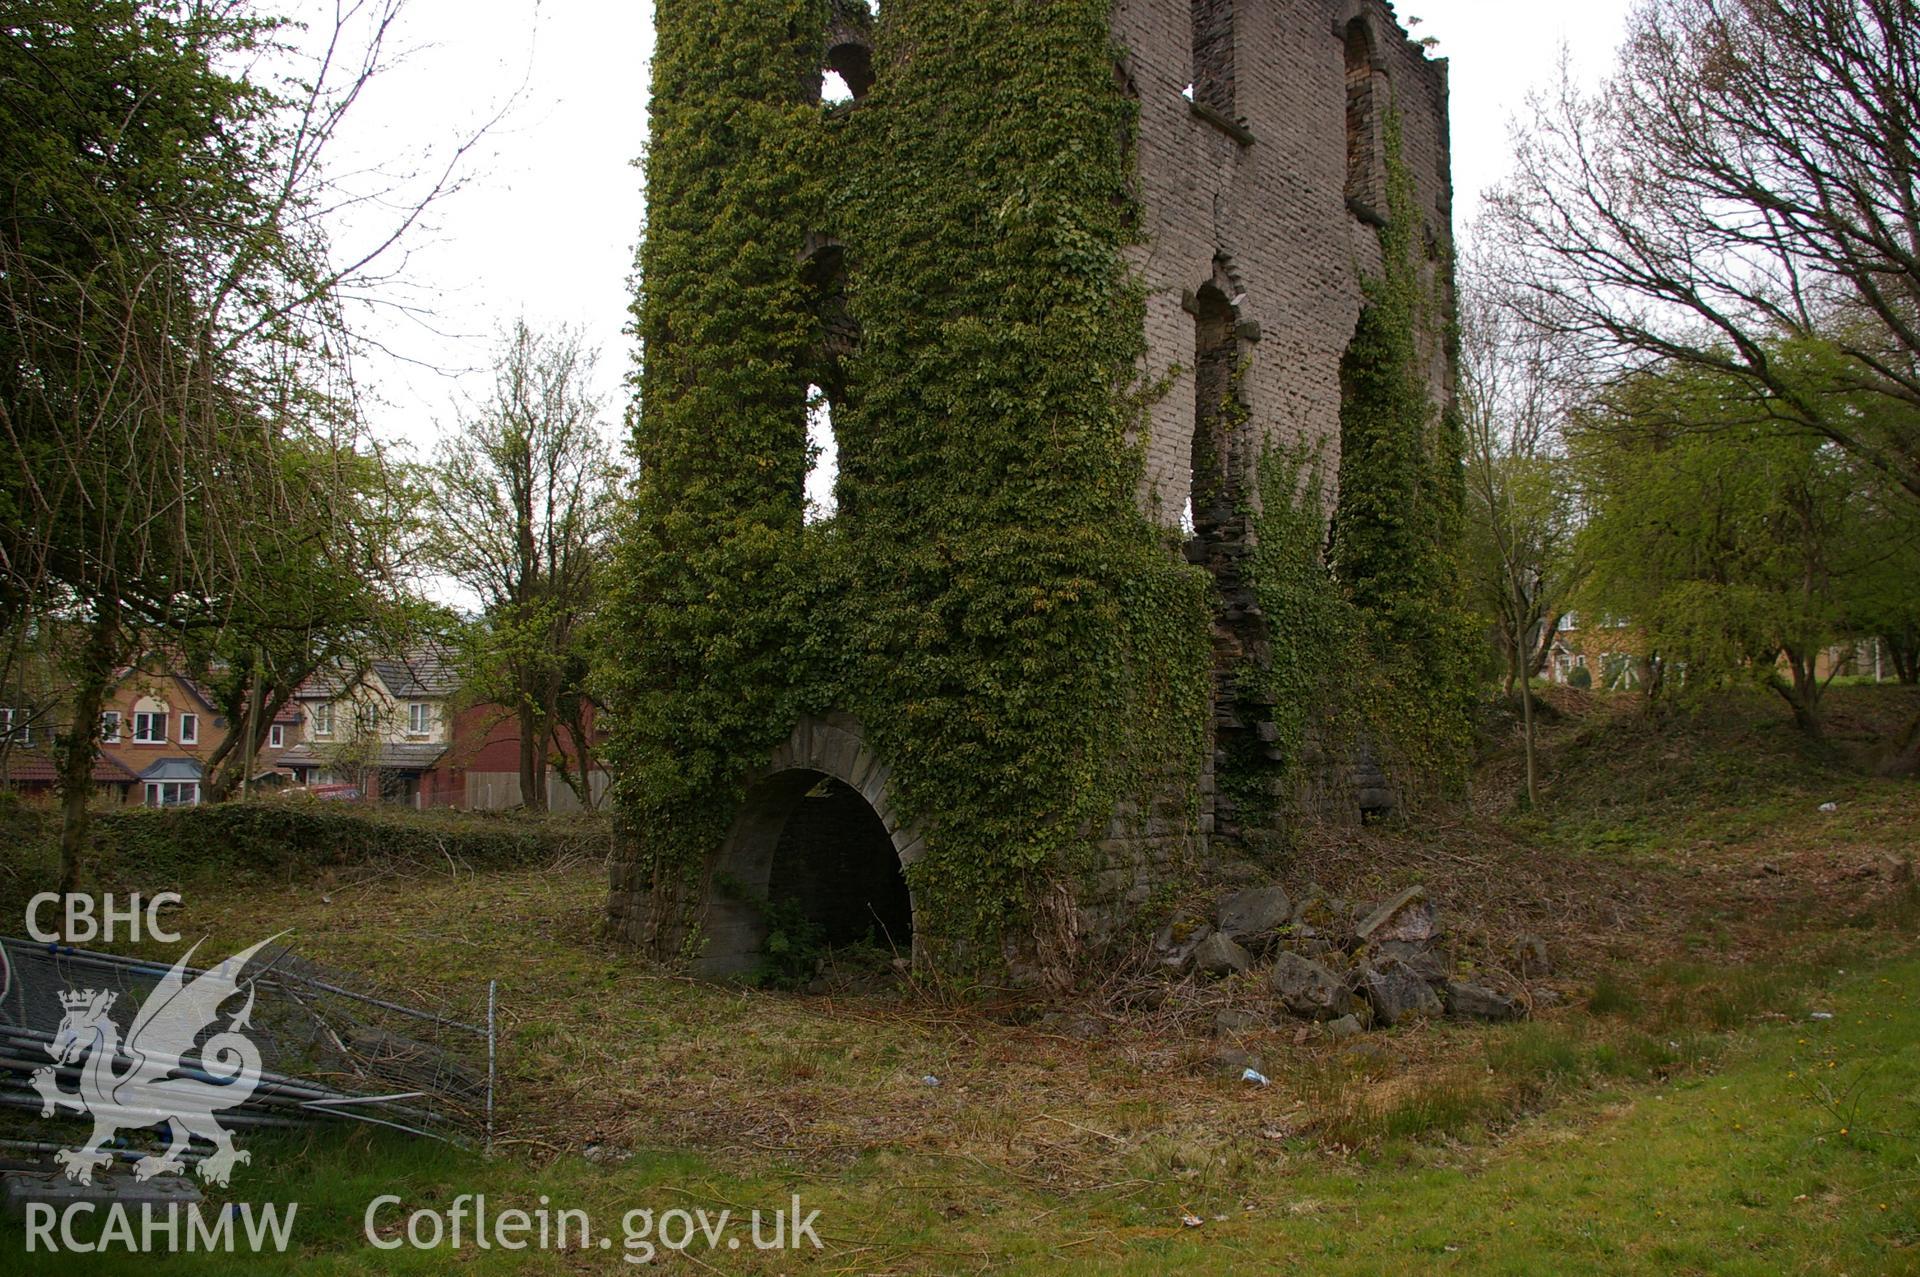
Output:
[322, 0, 1638, 485]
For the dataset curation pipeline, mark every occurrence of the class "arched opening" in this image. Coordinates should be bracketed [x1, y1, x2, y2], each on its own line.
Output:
[695, 717, 918, 982]
[1344, 18, 1378, 209]
[824, 41, 873, 102]
[1190, 0, 1235, 118]
[1189, 269, 1243, 562]
[768, 775, 911, 951]
[1186, 260, 1271, 842]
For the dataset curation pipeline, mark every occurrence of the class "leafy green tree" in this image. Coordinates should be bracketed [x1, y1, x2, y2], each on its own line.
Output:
[186, 450, 438, 802]
[1574, 365, 1891, 737]
[0, 0, 457, 891]
[1849, 505, 1920, 685]
[1459, 262, 1586, 806]
[1492, 0, 1920, 506]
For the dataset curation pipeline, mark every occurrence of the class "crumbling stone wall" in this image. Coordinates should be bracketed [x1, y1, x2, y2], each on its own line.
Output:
[1116, 0, 1454, 846]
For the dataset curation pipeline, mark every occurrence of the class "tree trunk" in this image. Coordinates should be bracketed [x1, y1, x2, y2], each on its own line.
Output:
[517, 699, 546, 812]
[550, 697, 600, 810]
[56, 602, 120, 900]
[1770, 651, 1824, 740]
[1519, 656, 1540, 810]
[1888, 635, 1919, 685]
[1635, 654, 1662, 707]
[202, 682, 294, 803]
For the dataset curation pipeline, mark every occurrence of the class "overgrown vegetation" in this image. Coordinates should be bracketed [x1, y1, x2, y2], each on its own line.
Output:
[0, 0, 455, 890]
[1329, 114, 1480, 797]
[5, 687, 1917, 1274]
[1224, 115, 1476, 832]
[0, 800, 610, 904]
[605, 2, 1212, 966]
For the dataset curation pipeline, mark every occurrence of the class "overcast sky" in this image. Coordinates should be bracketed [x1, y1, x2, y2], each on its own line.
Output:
[325, 0, 1639, 472]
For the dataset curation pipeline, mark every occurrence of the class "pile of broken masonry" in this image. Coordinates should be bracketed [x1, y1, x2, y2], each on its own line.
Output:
[1153, 881, 1539, 1037]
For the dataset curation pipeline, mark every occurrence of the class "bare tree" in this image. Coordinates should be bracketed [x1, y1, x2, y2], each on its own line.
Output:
[426, 321, 620, 812]
[1459, 250, 1586, 808]
[1489, 0, 1920, 505]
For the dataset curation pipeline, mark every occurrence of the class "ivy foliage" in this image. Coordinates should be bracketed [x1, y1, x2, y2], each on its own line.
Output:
[604, 1, 1212, 964]
[1238, 110, 1478, 811]
[1231, 440, 1368, 817]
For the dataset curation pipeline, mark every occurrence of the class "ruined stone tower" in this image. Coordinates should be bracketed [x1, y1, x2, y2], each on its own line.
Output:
[606, 0, 1457, 979]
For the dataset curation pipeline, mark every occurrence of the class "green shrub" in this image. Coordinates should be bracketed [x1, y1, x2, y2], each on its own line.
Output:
[86, 800, 612, 881]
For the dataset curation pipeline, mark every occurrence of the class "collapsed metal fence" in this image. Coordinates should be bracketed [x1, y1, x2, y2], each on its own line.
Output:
[0, 935, 495, 1155]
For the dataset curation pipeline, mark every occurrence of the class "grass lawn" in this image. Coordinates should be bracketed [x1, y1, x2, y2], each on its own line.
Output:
[0, 685, 1915, 1273]
[7, 954, 1916, 1273]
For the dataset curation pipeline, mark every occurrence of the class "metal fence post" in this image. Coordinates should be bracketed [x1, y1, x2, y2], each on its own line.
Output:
[485, 978, 497, 1153]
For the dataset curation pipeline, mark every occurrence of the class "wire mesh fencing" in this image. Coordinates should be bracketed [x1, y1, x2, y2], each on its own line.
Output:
[0, 935, 496, 1154]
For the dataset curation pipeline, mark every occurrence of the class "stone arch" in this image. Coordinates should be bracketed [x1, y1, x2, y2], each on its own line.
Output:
[823, 0, 876, 102]
[695, 715, 922, 978]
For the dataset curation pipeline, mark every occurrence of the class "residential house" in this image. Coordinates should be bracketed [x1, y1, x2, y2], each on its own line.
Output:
[276, 651, 461, 806]
[428, 698, 610, 812]
[3, 659, 305, 806]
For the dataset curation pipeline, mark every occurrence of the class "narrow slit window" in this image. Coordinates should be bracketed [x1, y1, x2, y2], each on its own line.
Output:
[1191, 0, 1235, 118]
[1344, 19, 1377, 205]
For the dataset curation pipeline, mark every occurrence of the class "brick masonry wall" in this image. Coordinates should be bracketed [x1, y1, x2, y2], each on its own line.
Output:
[1069, 0, 1454, 939]
[619, 2, 1454, 975]
[1116, 0, 1452, 525]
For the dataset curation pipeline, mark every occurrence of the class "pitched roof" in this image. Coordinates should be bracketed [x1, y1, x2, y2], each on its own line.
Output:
[295, 648, 462, 702]
[371, 649, 460, 699]
[0, 750, 138, 785]
[275, 741, 448, 771]
[137, 757, 204, 782]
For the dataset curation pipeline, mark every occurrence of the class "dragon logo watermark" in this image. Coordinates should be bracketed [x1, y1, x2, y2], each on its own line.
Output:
[27, 937, 276, 1188]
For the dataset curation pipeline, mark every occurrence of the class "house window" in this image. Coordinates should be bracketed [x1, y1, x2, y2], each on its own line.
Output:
[1, 709, 26, 747]
[269, 724, 285, 749]
[312, 703, 334, 738]
[408, 703, 431, 736]
[178, 713, 199, 745]
[144, 781, 199, 807]
[100, 711, 121, 743]
[133, 711, 167, 743]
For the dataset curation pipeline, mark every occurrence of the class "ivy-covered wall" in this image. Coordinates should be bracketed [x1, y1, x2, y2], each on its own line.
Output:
[605, 0, 1212, 972]
[605, 0, 1466, 977]
[1328, 113, 1479, 799]
[1220, 114, 1477, 838]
